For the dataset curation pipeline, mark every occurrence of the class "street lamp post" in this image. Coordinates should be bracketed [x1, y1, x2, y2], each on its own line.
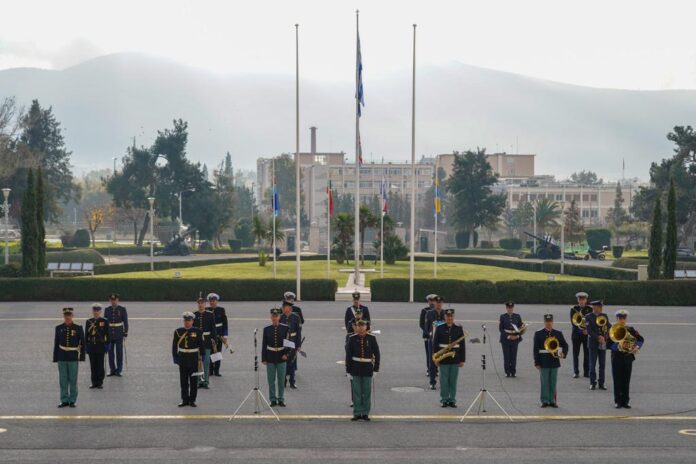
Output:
[148, 197, 155, 272]
[2, 188, 10, 265]
[178, 188, 196, 231]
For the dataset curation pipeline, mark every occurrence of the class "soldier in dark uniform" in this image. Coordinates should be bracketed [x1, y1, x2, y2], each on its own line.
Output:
[498, 301, 524, 378]
[104, 293, 128, 377]
[533, 314, 569, 408]
[425, 295, 446, 389]
[610, 310, 644, 408]
[432, 308, 466, 407]
[53, 308, 85, 408]
[586, 300, 611, 390]
[419, 294, 437, 377]
[345, 292, 370, 334]
[206, 293, 228, 377]
[570, 291, 592, 378]
[85, 304, 109, 389]
[194, 297, 217, 389]
[172, 312, 204, 407]
[345, 319, 380, 421]
[262, 308, 290, 407]
[284, 291, 305, 325]
[280, 300, 302, 389]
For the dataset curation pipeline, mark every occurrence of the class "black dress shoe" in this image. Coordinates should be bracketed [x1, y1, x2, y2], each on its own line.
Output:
[441, 403, 448, 408]
[289, 383, 297, 390]
[615, 403, 622, 409]
[590, 384, 597, 391]
[214, 373, 222, 377]
[351, 415, 361, 421]
[540, 403, 549, 408]
[549, 403, 558, 408]
[270, 401, 278, 407]
[114, 372, 122, 377]
[57, 402, 69, 408]
[573, 373, 579, 379]
[449, 402, 457, 408]
[583, 373, 590, 378]
[68, 403, 76, 408]
[511, 374, 516, 378]
[362, 415, 370, 421]
[107, 373, 115, 377]
[89, 385, 97, 389]
[505, 373, 510, 377]
[178, 402, 188, 407]
[278, 401, 286, 407]
[599, 385, 607, 391]
[189, 402, 197, 407]
[430, 384, 436, 390]
[622, 404, 631, 409]
[96, 385, 103, 389]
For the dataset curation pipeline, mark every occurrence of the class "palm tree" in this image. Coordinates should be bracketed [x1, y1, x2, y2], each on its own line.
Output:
[251, 214, 268, 251]
[358, 205, 378, 263]
[267, 216, 286, 257]
[534, 198, 561, 234]
[333, 212, 354, 264]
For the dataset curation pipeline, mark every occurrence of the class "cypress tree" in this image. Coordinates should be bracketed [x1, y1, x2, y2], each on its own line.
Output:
[20, 169, 38, 276]
[647, 196, 662, 280]
[663, 178, 678, 279]
[36, 167, 46, 275]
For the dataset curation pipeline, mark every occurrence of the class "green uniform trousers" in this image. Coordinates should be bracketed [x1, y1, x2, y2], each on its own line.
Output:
[199, 349, 211, 386]
[439, 364, 459, 403]
[266, 362, 286, 402]
[58, 361, 79, 404]
[351, 375, 373, 416]
[539, 367, 558, 404]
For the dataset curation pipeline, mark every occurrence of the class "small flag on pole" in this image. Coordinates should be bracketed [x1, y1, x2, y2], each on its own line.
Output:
[358, 131, 364, 165]
[357, 30, 365, 117]
[434, 177, 442, 215]
[380, 178, 388, 214]
[327, 180, 334, 217]
[273, 176, 280, 217]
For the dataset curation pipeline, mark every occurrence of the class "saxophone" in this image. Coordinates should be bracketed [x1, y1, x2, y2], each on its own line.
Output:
[432, 335, 467, 364]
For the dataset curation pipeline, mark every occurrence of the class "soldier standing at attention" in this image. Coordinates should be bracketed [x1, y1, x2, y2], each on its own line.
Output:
[419, 294, 438, 377]
[280, 300, 302, 389]
[194, 296, 217, 389]
[85, 303, 109, 389]
[345, 292, 370, 335]
[53, 308, 85, 408]
[432, 308, 466, 407]
[533, 314, 569, 408]
[570, 291, 592, 379]
[610, 310, 644, 409]
[262, 308, 290, 407]
[498, 301, 524, 378]
[206, 293, 228, 377]
[425, 295, 446, 390]
[586, 300, 611, 391]
[345, 319, 380, 421]
[105, 293, 128, 377]
[172, 312, 204, 407]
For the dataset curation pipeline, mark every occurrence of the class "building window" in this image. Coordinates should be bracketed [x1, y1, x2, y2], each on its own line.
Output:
[590, 194, 597, 201]
[555, 194, 563, 201]
[314, 155, 327, 165]
[512, 194, 520, 201]
[582, 194, 589, 201]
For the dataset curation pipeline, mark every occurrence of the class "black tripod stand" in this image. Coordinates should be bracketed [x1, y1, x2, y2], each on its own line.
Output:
[230, 329, 279, 421]
[462, 324, 513, 422]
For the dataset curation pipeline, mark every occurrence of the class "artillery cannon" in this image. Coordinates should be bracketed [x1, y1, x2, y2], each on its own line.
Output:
[524, 231, 561, 259]
[155, 228, 197, 256]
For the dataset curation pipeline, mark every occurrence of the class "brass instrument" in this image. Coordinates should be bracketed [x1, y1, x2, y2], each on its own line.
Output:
[571, 311, 586, 329]
[518, 322, 529, 336]
[504, 322, 529, 337]
[544, 336, 561, 358]
[596, 314, 608, 329]
[432, 335, 467, 364]
[609, 325, 637, 354]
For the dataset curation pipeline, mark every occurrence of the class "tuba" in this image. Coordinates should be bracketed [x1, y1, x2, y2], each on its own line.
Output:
[609, 325, 637, 354]
[544, 336, 561, 358]
[571, 311, 586, 329]
[432, 335, 467, 364]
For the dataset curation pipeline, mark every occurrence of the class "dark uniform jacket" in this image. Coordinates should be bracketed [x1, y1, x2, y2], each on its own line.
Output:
[609, 325, 644, 361]
[533, 328, 569, 369]
[194, 310, 217, 350]
[291, 305, 304, 325]
[85, 317, 110, 354]
[419, 305, 434, 339]
[172, 327, 204, 368]
[424, 309, 446, 338]
[432, 323, 466, 365]
[279, 312, 302, 349]
[262, 323, 290, 364]
[345, 304, 370, 333]
[570, 305, 592, 338]
[207, 305, 228, 338]
[499, 313, 524, 343]
[104, 304, 128, 341]
[345, 333, 380, 377]
[586, 312, 611, 349]
[53, 323, 86, 362]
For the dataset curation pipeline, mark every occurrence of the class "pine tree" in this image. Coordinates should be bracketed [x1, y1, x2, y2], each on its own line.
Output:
[20, 169, 38, 276]
[647, 196, 662, 280]
[663, 178, 678, 279]
[35, 167, 46, 275]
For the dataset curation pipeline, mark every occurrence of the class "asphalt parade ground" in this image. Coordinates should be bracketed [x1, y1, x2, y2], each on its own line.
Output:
[1, 301, 695, 463]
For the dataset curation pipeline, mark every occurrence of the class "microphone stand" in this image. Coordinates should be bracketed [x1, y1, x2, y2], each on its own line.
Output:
[461, 324, 513, 422]
[230, 329, 279, 421]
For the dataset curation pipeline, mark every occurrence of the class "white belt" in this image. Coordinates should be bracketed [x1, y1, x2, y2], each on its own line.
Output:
[267, 347, 284, 352]
[538, 350, 550, 353]
[352, 357, 372, 363]
[178, 348, 199, 353]
[110, 322, 123, 327]
[203, 332, 211, 336]
[439, 344, 459, 348]
[215, 323, 223, 327]
[59, 345, 80, 351]
[289, 332, 297, 337]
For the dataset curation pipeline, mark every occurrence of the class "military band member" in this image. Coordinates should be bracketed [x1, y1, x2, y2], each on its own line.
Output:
[345, 292, 370, 334]
[419, 294, 438, 376]
[586, 300, 611, 390]
[425, 295, 446, 389]
[206, 293, 228, 377]
[432, 308, 466, 407]
[284, 291, 305, 325]
[280, 300, 302, 389]
[105, 293, 128, 376]
[85, 304, 109, 389]
[194, 297, 217, 389]
[533, 314, 569, 408]
[611, 310, 644, 408]
[262, 308, 290, 407]
[499, 301, 523, 378]
[53, 308, 85, 408]
[172, 312, 204, 407]
[570, 291, 592, 378]
[345, 319, 380, 421]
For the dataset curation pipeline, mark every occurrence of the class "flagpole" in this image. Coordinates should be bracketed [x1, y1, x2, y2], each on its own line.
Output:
[380, 182, 384, 279]
[353, 10, 361, 287]
[272, 158, 277, 278]
[408, 24, 417, 303]
[434, 157, 438, 278]
[295, 23, 302, 300]
[327, 177, 331, 278]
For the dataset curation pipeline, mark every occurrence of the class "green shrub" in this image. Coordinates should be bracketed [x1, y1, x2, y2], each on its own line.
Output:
[499, 238, 523, 250]
[0, 278, 337, 301]
[97, 246, 163, 256]
[613, 257, 696, 270]
[612, 246, 624, 258]
[586, 229, 612, 250]
[228, 239, 242, 253]
[0, 263, 20, 277]
[441, 248, 523, 257]
[46, 249, 105, 265]
[370, 278, 696, 305]
[382, 235, 408, 264]
[72, 229, 91, 248]
[479, 240, 494, 249]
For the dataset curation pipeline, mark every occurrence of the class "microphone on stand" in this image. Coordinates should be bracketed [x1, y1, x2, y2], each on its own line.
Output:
[482, 324, 487, 344]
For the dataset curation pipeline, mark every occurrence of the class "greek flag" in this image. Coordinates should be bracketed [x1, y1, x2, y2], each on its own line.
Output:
[357, 31, 364, 117]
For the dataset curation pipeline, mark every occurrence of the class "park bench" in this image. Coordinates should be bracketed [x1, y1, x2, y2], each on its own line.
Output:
[47, 262, 95, 278]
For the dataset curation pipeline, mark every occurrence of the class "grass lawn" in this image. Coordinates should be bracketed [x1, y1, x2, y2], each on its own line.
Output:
[93, 260, 604, 283]
[621, 250, 648, 258]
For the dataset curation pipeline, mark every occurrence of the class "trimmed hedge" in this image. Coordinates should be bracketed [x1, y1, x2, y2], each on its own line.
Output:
[97, 246, 163, 256]
[10, 249, 106, 266]
[441, 249, 524, 257]
[370, 278, 696, 305]
[613, 257, 696, 271]
[0, 278, 338, 301]
[499, 238, 523, 250]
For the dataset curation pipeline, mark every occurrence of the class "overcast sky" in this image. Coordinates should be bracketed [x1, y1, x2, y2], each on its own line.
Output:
[2, 0, 696, 90]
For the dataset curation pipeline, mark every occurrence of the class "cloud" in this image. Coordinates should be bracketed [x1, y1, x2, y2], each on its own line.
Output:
[0, 38, 101, 70]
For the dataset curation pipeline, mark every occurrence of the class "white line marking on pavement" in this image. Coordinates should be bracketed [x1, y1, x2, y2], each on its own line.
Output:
[679, 429, 696, 436]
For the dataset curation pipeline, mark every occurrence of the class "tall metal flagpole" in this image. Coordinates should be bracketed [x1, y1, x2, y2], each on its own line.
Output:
[380, 170, 384, 278]
[272, 158, 277, 278]
[295, 23, 302, 300]
[354, 10, 361, 287]
[434, 157, 438, 278]
[327, 176, 331, 278]
[409, 24, 417, 303]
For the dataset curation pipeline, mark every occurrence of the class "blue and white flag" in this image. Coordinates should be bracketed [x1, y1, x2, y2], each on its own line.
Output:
[356, 31, 365, 117]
